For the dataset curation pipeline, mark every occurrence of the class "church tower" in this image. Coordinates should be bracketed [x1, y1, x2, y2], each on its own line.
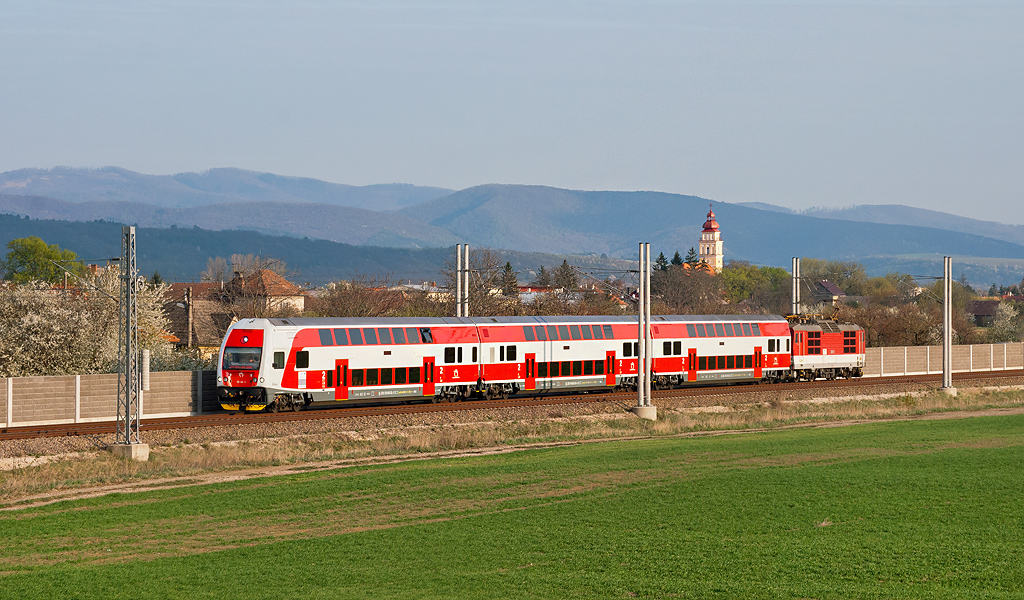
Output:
[698, 204, 723, 273]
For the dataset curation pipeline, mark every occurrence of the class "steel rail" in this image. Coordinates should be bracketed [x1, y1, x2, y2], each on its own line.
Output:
[2, 369, 1022, 442]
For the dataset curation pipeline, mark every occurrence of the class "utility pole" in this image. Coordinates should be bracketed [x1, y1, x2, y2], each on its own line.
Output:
[463, 244, 470, 318]
[942, 256, 956, 395]
[791, 257, 801, 316]
[632, 242, 657, 420]
[456, 244, 462, 317]
[112, 226, 149, 461]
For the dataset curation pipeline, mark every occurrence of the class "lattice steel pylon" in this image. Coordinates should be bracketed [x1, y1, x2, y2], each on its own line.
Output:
[116, 225, 141, 444]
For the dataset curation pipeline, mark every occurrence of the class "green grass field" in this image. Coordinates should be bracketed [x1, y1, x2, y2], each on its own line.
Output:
[2, 414, 1023, 599]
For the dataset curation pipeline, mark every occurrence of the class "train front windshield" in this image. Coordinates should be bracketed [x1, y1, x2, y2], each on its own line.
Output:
[223, 347, 262, 370]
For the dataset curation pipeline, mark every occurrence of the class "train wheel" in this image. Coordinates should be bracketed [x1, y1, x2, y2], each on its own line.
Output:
[269, 401, 279, 413]
[292, 399, 302, 412]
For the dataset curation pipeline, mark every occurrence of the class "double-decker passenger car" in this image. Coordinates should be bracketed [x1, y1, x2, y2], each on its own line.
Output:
[217, 314, 800, 411]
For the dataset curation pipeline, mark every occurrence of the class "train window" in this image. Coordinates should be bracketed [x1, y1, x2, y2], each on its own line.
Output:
[581, 326, 593, 340]
[686, 324, 696, 338]
[714, 324, 725, 337]
[334, 329, 349, 345]
[723, 324, 733, 337]
[569, 325, 581, 340]
[696, 324, 706, 337]
[409, 367, 421, 384]
[562, 361, 571, 376]
[603, 325, 614, 339]
[745, 355, 752, 368]
[393, 328, 407, 344]
[406, 327, 420, 343]
[472, 347, 478, 362]
[348, 329, 364, 345]
[378, 328, 392, 345]
[538, 362, 548, 378]
[523, 326, 536, 341]
[768, 339, 775, 352]
[381, 369, 393, 385]
[444, 347, 456, 363]
[319, 329, 334, 346]
[363, 328, 378, 345]
[327, 370, 334, 387]
[584, 361, 593, 375]
[458, 347, 463, 363]
[351, 369, 364, 386]
[623, 342, 632, 357]
[547, 325, 559, 340]
[787, 338, 791, 352]
[296, 351, 309, 369]
[742, 323, 752, 336]
[557, 325, 569, 340]
[727, 356, 735, 369]
[664, 341, 672, 355]
[500, 346, 505, 361]
[634, 342, 640, 357]
[699, 357, 707, 370]
[673, 341, 682, 355]
[395, 368, 407, 385]
[573, 361, 582, 376]
[367, 369, 379, 386]
[535, 326, 548, 341]
[273, 352, 285, 369]
[595, 360, 604, 375]
[507, 345, 517, 361]
[592, 325, 604, 340]
[419, 328, 433, 343]
[751, 324, 761, 336]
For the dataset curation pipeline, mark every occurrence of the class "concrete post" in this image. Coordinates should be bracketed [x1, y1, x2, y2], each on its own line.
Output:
[942, 256, 956, 395]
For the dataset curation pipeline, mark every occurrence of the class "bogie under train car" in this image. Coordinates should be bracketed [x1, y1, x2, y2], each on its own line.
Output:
[217, 314, 863, 412]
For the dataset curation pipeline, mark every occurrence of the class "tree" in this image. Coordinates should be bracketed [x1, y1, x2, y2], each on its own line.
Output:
[533, 265, 552, 287]
[988, 302, 1022, 342]
[150, 271, 164, 286]
[655, 252, 669, 271]
[554, 260, 578, 290]
[200, 256, 229, 283]
[309, 275, 404, 317]
[683, 248, 698, 267]
[0, 236, 85, 284]
[500, 262, 519, 296]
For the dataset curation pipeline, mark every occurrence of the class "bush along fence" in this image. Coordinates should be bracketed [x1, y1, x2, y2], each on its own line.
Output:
[1, 343, 1022, 429]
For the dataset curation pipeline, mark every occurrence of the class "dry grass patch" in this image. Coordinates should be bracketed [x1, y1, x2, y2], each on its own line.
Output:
[1, 386, 1023, 504]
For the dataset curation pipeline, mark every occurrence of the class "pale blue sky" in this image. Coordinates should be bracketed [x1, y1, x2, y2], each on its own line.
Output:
[2, 1, 1022, 223]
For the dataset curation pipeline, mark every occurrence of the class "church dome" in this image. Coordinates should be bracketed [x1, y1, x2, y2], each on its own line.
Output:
[702, 204, 720, 232]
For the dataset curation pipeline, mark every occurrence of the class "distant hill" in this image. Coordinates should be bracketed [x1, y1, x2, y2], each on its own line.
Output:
[399, 184, 1024, 267]
[0, 214, 633, 284]
[800, 204, 1024, 248]
[0, 194, 457, 248]
[0, 167, 453, 210]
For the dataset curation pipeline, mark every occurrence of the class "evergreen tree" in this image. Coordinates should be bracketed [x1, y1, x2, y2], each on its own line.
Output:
[533, 266, 552, 287]
[151, 271, 164, 286]
[554, 260, 579, 289]
[655, 250, 671, 270]
[684, 247, 699, 267]
[500, 262, 519, 296]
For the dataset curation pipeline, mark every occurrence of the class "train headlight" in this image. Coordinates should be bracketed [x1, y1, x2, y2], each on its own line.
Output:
[259, 377, 264, 383]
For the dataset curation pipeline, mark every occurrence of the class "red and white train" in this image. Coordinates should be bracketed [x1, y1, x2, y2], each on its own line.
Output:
[217, 314, 865, 412]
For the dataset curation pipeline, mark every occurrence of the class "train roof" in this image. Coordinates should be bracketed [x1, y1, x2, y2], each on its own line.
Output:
[252, 314, 789, 328]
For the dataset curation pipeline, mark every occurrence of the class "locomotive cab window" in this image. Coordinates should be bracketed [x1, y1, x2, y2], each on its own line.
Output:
[224, 347, 262, 370]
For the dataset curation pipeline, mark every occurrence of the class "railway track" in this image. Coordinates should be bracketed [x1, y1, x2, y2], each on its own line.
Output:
[2, 369, 1022, 442]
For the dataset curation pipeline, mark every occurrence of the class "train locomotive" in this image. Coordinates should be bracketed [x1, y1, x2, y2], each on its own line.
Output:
[217, 314, 865, 412]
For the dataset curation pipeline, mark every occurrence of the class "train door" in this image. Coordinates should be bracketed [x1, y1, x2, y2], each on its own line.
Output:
[334, 358, 348, 400]
[423, 356, 436, 397]
[754, 347, 763, 379]
[687, 348, 697, 382]
[524, 353, 536, 391]
[605, 351, 616, 386]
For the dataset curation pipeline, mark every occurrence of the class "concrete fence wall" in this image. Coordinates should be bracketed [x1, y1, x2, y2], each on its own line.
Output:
[3, 370, 218, 428]
[862, 343, 1023, 378]
[2, 343, 1023, 428]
